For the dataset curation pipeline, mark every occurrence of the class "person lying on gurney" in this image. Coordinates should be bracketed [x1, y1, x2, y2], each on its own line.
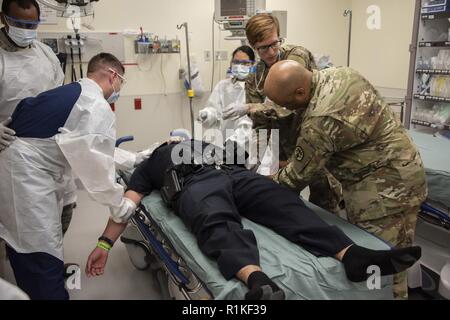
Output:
[86, 140, 422, 300]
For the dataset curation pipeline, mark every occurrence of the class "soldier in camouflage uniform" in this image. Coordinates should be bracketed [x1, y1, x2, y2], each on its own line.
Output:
[223, 13, 343, 214]
[246, 44, 317, 105]
[261, 60, 428, 299]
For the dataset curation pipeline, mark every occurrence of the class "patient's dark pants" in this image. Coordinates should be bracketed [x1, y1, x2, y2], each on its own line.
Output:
[174, 166, 354, 280]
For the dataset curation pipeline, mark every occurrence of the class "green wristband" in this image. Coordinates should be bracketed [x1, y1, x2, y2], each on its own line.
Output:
[97, 241, 112, 252]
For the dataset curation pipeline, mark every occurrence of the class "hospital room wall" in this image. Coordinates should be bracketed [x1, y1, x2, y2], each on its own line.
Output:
[266, 0, 352, 68]
[349, 0, 416, 98]
[36, 0, 351, 150]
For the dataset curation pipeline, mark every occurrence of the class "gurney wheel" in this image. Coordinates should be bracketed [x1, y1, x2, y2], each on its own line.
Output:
[125, 242, 150, 271]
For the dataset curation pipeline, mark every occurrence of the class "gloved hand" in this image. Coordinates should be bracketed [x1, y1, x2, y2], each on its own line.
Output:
[198, 110, 209, 122]
[168, 136, 183, 144]
[223, 103, 249, 120]
[0, 118, 16, 152]
[135, 149, 151, 166]
[134, 143, 161, 167]
[109, 197, 137, 224]
[198, 108, 218, 127]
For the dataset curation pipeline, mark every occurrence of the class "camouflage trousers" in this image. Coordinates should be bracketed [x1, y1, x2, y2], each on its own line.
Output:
[309, 170, 344, 215]
[62, 203, 76, 236]
[356, 207, 420, 300]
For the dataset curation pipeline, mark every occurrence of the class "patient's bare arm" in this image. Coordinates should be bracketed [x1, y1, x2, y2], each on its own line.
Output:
[124, 191, 144, 209]
[101, 191, 144, 243]
[85, 191, 144, 277]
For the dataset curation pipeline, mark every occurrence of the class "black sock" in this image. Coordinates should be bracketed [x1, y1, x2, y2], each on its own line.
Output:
[342, 245, 422, 283]
[245, 271, 285, 300]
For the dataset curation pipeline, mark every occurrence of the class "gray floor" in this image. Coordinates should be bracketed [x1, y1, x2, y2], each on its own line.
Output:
[1, 191, 163, 300]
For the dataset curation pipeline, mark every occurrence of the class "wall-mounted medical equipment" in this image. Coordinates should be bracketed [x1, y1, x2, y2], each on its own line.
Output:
[214, 1, 287, 42]
[134, 27, 181, 54]
[37, 0, 99, 17]
[39, 32, 125, 62]
[214, 0, 266, 41]
[421, 0, 450, 14]
[39, 32, 125, 83]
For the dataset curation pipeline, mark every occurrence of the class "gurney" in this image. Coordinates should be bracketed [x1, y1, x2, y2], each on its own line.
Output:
[115, 136, 394, 300]
[408, 131, 450, 299]
[120, 191, 395, 300]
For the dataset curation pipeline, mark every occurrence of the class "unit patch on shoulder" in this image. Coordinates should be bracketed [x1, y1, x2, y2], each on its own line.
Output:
[295, 147, 305, 162]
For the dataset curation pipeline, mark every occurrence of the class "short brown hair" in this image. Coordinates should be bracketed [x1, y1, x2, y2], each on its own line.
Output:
[87, 53, 125, 75]
[246, 14, 280, 46]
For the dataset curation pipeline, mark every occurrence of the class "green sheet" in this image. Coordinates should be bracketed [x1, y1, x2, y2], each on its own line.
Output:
[142, 192, 394, 300]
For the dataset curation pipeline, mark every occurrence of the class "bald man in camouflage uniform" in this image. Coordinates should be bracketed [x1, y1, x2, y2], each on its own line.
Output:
[261, 60, 427, 299]
[246, 46, 344, 214]
[231, 13, 344, 213]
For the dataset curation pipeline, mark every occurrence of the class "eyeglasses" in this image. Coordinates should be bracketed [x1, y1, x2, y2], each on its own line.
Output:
[108, 68, 127, 85]
[4, 15, 40, 30]
[255, 39, 285, 54]
[231, 59, 255, 67]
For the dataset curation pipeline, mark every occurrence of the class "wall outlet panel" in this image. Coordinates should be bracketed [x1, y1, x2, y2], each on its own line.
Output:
[215, 50, 228, 61]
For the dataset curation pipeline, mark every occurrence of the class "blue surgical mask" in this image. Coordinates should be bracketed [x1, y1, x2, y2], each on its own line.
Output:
[232, 64, 252, 81]
[7, 25, 37, 47]
[107, 82, 121, 104]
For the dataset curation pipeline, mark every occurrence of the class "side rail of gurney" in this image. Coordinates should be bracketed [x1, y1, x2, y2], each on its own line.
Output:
[115, 136, 213, 300]
[420, 202, 450, 230]
[125, 205, 213, 300]
[115, 136, 135, 148]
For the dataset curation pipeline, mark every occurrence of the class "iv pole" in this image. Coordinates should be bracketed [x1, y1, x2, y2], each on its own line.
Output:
[177, 22, 195, 137]
[344, 9, 353, 67]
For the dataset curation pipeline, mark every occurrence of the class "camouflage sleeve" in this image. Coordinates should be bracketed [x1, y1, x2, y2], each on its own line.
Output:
[273, 118, 335, 193]
[245, 46, 317, 129]
[285, 47, 318, 71]
[249, 104, 297, 165]
[249, 102, 278, 130]
[249, 105, 281, 163]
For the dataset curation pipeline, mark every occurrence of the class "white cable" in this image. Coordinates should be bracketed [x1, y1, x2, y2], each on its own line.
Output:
[136, 53, 153, 72]
[160, 54, 167, 96]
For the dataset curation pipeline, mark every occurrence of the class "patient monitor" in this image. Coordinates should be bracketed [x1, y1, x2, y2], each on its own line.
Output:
[214, 0, 287, 42]
[214, 0, 266, 23]
[214, 0, 266, 40]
